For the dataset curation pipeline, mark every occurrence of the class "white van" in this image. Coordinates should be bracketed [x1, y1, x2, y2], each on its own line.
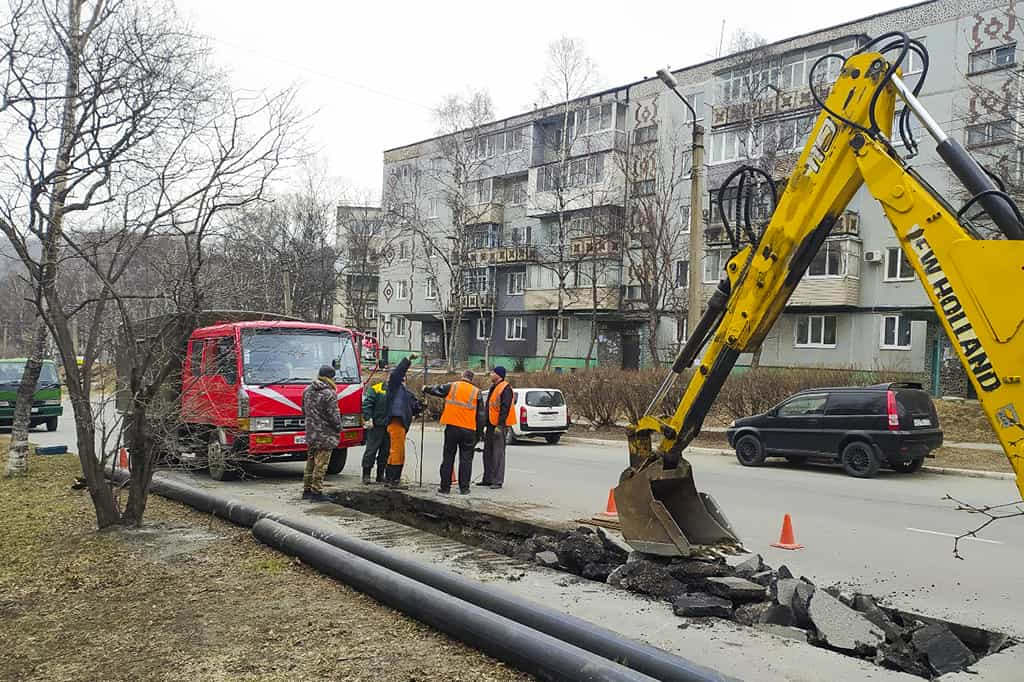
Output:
[506, 388, 569, 445]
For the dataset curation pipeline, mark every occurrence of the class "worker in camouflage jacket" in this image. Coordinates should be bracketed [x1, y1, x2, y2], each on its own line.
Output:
[360, 379, 390, 484]
[301, 365, 344, 501]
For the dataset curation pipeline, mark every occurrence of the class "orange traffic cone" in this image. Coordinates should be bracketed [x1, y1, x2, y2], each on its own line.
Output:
[118, 447, 129, 470]
[771, 514, 803, 550]
[595, 488, 618, 519]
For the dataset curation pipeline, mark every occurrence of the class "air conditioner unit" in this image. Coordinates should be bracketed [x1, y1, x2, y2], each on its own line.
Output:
[864, 250, 883, 263]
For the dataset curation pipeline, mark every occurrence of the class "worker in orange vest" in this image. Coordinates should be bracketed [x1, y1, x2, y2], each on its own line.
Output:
[423, 370, 482, 494]
[480, 366, 515, 489]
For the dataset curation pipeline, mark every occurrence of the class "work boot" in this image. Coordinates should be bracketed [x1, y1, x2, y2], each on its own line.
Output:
[309, 491, 331, 502]
[489, 483, 503, 489]
[474, 480, 492, 486]
[437, 487, 450, 495]
[301, 489, 312, 500]
[362, 467, 373, 485]
[459, 488, 470, 495]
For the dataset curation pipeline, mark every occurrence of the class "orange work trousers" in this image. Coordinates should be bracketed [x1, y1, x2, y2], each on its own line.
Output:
[386, 417, 406, 466]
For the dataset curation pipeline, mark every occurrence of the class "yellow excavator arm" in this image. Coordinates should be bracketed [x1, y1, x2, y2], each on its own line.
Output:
[616, 41, 1024, 557]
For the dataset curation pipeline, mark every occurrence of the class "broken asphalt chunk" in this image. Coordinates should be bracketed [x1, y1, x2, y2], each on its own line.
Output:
[910, 623, 977, 676]
[704, 576, 767, 603]
[808, 589, 884, 654]
[672, 593, 734, 619]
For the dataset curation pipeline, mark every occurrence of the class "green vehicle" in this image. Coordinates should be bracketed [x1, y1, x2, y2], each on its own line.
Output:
[0, 358, 63, 431]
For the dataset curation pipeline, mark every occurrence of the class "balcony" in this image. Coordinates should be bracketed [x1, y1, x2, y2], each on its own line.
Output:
[789, 276, 860, 307]
[466, 245, 537, 266]
[569, 236, 619, 258]
[463, 202, 504, 226]
[711, 86, 829, 128]
[458, 290, 496, 310]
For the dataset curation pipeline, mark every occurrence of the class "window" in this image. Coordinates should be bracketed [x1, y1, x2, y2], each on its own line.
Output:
[881, 314, 912, 349]
[204, 338, 237, 383]
[968, 44, 1016, 74]
[676, 317, 688, 342]
[709, 129, 745, 164]
[632, 179, 655, 196]
[470, 128, 525, 159]
[425, 278, 438, 300]
[885, 247, 913, 281]
[505, 177, 528, 205]
[463, 267, 493, 293]
[966, 119, 1013, 148]
[807, 240, 844, 277]
[188, 341, 201, 377]
[777, 394, 828, 417]
[795, 314, 837, 347]
[505, 316, 526, 341]
[507, 270, 525, 295]
[775, 115, 815, 151]
[427, 197, 439, 218]
[543, 317, 569, 341]
[826, 391, 885, 416]
[624, 285, 642, 301]
[393, 317, 407, 337]
[537, 153, 606, 192]
[398, 241, 409, 260]
[469, 179, 494, 204]
[675, 260, 689, 287]
[476, 317, 492, 340]
[364, 303, 377, 319]
[429, 157, 442, 172]
[903, 37, 927, 75]
[704, 248, 730, 283]
[469, 225, 499, 249]
[396, 279, 409, 300]
[634, 125, 658, 145]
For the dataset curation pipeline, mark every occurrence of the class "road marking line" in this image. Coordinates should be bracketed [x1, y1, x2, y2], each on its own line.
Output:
[508, 468, 536, 474]
[905, 527, 1004, 545]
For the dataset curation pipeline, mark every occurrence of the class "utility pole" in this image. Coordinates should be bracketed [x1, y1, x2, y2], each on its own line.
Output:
[282, 270, 292, 316]
[656, 68, 704, 343]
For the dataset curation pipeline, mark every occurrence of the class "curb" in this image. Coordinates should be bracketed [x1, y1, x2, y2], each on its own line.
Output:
[920, 465, 1015, 481]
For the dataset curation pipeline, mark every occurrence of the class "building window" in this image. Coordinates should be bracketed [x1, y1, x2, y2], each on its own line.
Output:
[395, 280, 409, 300]
[469, 225, 500, 249]
[884, 247, 913, 281]
[881, 314, 912, 349]
[393, 317, 408, 337]
[467, 178, 494, 205]
[968, 44, 1016, 74]
[675, 260, 689, 288]
[624, 284, 642, 301]
[425, 278, 438, 300]
[631, 179, 655, 196]
[463, 267, 493, 294]
[543, 317, 569, 341]
[398, 241, 409, 260]
[704, 248, 730, 283]
[427, 197, 439, 218]
[634, 124, 658, 145]
[505, 177, 528, 205]
[807, 240, 844, 278]
[676, 317, 688, 342]
[537, 153, 606, 192]
[709, 129, 745, 164]
[505, 316, 526, 341]
[364, 303, 377, 319]
[507, 270, 526, 295]
[795, 314, 837, 348]
[903, 37, 927, 75]
[966, 119, 1013, 148]
[476, 317, 492, 340]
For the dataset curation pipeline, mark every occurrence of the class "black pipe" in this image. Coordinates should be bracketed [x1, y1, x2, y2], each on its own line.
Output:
[937, 138, 1024, 240]
[273, 515, 730, 682]
[671, 278, 731, 374]
[129, 472, 730, 681]
[253, 518, 655, 682]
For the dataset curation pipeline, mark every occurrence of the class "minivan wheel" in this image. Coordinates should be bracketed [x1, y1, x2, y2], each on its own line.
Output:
[207, 440, 241, 481]
[841, 441, 880, 478]
[891, 457, 925, 474]
[46, 417, 58, 432]
[735, 434, 767, 466]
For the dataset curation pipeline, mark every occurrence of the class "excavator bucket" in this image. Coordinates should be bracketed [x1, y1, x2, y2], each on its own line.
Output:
[615, 435, 741, 556]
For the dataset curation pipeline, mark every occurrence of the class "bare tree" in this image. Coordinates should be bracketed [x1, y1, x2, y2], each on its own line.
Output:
[335, 199, 384, 336]
[0, 0, 299, 526]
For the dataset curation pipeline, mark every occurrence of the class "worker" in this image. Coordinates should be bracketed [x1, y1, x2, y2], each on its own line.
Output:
[301, 365, 344, 502]
[480, 366, 515, 489]
[360, 378, 389, 484]
[423, 370, 482, 495]
[382, 353, 421, 489]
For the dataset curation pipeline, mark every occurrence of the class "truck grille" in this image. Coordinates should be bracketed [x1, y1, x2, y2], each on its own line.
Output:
[273, 416, 305, 431]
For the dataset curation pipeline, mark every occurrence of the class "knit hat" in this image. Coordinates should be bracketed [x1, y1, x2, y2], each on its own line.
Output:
[318, 365, 336, 379]
[491, 366, 506, 379]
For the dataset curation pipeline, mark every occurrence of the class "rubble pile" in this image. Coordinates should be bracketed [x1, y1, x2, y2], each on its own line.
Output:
[506, 527, 1006, 678]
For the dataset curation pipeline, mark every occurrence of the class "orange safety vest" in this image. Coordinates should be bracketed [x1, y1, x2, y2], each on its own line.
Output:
[441, 381, 480, 430]
[488, 380, 516, 426]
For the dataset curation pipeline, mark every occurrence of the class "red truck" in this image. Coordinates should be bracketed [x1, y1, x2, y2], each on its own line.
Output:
[118, 312, 365, 480]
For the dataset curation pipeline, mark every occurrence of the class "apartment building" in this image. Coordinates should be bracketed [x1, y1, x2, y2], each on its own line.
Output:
[378, 0, 1019, 394]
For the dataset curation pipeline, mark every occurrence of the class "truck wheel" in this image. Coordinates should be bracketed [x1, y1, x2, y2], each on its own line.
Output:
[735, 434, 766, 466]
[544, 433, 561, 444]
[327, 448, 347, 475]
[207, 440, 240, 481]
[841, 441, 880, 478]
[891, 457, 925, 474]
[46, 417, 58, 432]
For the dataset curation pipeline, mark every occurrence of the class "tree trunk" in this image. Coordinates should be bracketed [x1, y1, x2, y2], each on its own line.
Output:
[585, 261, 599, 368]
[3, 321, 48, 477]
[646, 313, 661, 368]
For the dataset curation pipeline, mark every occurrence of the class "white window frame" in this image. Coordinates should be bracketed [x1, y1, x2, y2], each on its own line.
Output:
[398, 241, 410, 261]
[393, 316, 408, 337]
[675, 260, 689, 288]
[884, 247, 914, 281]
[903, 37, 927, 75]
[968, 44, 1016, 74]
[795, 314, 838, 348]
[427, 196, 439, 218]
[880, 314, 912, 350]
[704, 248, 730, 283]
[507, 270, 526, 295]
[424, 278, 438, 300]
[966, 119, 1013, 148]
[505, 316, 526, 341]
[476, 317, 492, 341]
[396, 279, 409, 300]
[364, 303, 377, 319]
[543, 317, 569, 341]
[806, 240, 846, 278]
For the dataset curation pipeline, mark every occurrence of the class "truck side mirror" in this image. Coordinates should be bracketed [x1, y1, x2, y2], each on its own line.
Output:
[332, 358, 341, 370]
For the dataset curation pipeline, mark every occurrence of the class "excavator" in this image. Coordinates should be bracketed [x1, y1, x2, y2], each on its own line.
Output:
[616, 33, 1024, 557]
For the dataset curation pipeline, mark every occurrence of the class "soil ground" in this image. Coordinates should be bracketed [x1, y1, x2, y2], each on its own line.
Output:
[0, 447, 530, 682]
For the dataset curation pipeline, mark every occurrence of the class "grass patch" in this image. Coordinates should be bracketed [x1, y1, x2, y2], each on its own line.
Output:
[0, 454, 529, 682]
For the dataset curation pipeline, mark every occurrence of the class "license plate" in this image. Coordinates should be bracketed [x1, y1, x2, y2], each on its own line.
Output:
[294, 435, 306, 444]
[30, 407, 39, 413]
[913, 418, 931, 427]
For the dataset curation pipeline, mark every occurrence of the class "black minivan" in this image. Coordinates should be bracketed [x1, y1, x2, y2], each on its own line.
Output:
[725, 383, 943, 478]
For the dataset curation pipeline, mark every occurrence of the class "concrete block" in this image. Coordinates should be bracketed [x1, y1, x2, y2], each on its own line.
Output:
[808, 589, 884, 654]
[704, 576, 767, 603]
[535, 550, 559, 568]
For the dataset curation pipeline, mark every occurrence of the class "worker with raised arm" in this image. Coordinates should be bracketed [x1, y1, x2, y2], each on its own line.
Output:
[360, 377, 389, 484]
[480, 366, 515, 489]
[424, 369, 482, 495]
[382, 353, 421, 489]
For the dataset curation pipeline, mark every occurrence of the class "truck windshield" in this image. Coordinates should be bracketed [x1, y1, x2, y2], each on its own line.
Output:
[0, 361, 59, 386]
[241, 330, 360, 385]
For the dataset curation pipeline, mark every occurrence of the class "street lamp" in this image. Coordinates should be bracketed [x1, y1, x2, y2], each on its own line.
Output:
[656, 66, 704, 344]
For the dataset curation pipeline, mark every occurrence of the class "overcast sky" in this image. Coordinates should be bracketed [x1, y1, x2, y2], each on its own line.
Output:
[175, 0, 910, 201]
